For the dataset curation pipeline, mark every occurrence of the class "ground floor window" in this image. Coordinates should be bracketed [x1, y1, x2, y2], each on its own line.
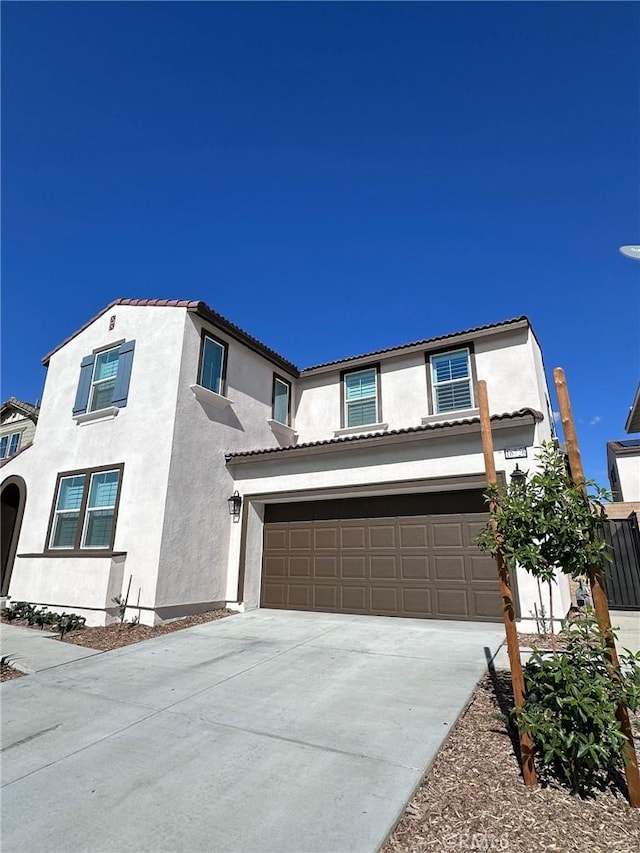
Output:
[47, 464, 124, 552]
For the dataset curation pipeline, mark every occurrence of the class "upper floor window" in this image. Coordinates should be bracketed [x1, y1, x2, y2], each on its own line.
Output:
[0, 433, 21, 458]
[73, 340, 135, 417]
[48, 465, 123, 552]
[199, 333, 228, 396]
[344, 367, 379, 428]
[430, 349, 474, 413]
[89, 347, 121, 411]
[272, 376, 291, 425]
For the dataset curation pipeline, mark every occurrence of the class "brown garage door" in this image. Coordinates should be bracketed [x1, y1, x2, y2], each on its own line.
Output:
[261, 492, 505, 621]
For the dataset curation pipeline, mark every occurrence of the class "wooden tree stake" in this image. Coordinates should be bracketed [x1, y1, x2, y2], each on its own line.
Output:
[554, 367, 640, 808]
[477, 380, 537, 786]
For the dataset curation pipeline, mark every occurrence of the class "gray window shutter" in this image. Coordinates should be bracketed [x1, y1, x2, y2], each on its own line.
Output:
[73, 354, 96, 416]
[112, 340, 135, 408]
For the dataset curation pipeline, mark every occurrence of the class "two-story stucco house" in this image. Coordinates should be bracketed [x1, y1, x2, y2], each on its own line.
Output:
[0, 298, 569, 629]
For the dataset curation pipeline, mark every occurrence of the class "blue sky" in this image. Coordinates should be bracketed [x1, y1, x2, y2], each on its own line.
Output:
[2, 1, 639, 485]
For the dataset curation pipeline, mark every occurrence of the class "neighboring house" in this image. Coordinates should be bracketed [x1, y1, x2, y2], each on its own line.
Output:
[0, 299, 569, 629]
[625, 382, 640, 434]
[607, 440, 640, 503]
[606, 381, 640, 505]
[0, 397, 39, 464]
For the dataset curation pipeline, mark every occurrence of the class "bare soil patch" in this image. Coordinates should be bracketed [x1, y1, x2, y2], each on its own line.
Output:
[2, 608, 235, 652]
[383, 670, 640, 853]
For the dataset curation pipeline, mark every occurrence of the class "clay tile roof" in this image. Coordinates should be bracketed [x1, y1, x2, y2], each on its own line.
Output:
[1, 397, 40, 420]
[225, 408, 544, 461]
[301, 316, 531, 372]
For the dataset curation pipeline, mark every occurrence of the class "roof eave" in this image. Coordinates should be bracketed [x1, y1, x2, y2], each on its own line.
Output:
[300, 317, 531, 376]
[188, 303, 299, 377]
[226, 409, 541, 465]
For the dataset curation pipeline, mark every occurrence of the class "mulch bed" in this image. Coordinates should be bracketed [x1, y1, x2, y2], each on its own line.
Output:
[1, 608, 235, 652]
[0, 661, 25, 682]
[383, 670, 640, 853]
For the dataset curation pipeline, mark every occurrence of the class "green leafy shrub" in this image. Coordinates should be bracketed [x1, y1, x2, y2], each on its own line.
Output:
[519, 617, 640, 795]
[6, 601, 39, 623]
[3, 605, 19, 622]
[54, 612, 86, 639]
[475, 442, 611, 583]
[3, 602, 86, 637]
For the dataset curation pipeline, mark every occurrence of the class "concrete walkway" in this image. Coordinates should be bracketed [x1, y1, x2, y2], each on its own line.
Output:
[0, 622, 102, 672]
[1, 610, 504, 853]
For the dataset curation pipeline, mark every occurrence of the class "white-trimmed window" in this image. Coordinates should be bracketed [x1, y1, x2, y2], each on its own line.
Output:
[430, 349, 473, 413]
[272, 377, 291, 425]
[89, 346, 121, 412]
[48, 466, 122, 552]
[0, 433, 20, 458]
[344, 367, 379, 427]
[199, 334, 227, 396]
[81, 471, 121, 548]
[73, 340, 135, 417]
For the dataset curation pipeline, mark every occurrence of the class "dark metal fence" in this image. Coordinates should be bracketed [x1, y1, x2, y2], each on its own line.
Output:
[602, 514, 640, 611]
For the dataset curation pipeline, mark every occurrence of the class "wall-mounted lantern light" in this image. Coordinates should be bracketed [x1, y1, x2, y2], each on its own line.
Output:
[227, 490, 242, 519]
[510, 464, 527, 488]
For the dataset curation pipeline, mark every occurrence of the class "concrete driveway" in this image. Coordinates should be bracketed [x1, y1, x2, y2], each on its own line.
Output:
[2, 610, 504, 853]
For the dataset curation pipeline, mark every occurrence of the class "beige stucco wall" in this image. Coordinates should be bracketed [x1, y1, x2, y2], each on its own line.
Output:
[293, 325, 553, 446]
[614, 454, 640, 502]
[2, 304, 186, 624]
[154, 313, 297, 613]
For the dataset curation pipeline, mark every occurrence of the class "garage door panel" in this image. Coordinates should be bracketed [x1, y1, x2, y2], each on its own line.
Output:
[398, 523, 428, 548]
[314, 585, 338, 609]
[371, 586, 399, 613]
[289, 556, 311, 578]
[472, 589, 505, 619]
[289, 528, 312, 550]
[465, 519, 488, 542]
[342, 556, 367, 578]
[314, 556, 338, 578]
[341, 525, 367, 549]
[341, 585, 368, 611]
[314, 526, 338, 549]
[264, 528, 287, 551]
[436, 588, 470, 618]
[261, 504, 504, 621]
[288, 584, 311, 608]
[433, 555, 466, 581]
[432, 522, 464, 548]
[402, 587, 432, 616]
[400, 555, 430, 580]
[370, 556, 397, 579]
[264, 556, 287, 577]
[369, 523, 396, 548]
[469, 554, 497, 581]
[262, 582, 287, 607]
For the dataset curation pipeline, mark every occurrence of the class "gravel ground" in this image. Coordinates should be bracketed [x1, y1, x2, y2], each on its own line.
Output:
[383, 670, 640, 853]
